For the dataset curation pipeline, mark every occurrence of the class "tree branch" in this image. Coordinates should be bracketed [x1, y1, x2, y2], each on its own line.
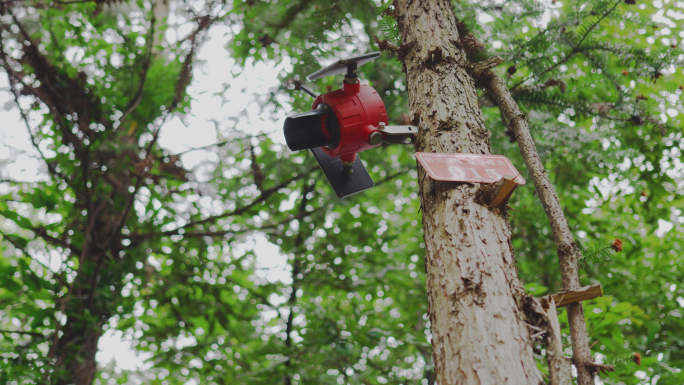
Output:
[483, 70, 595, 384]
[169, 15, 215, 110]
[163, 167, 317, 234]
[3, 9, 88, 150]
[112, 14, 218, 247]
[0, 330, 44, 337]
[34, 226, 80, 256]
[118, 6, 156, 125]
[576, 1, 621, 48]
[172, 131, 279, 156]
[0, 230, 55, 275]
[374, 35, 401, 54]
[284, 180, 315, 385]
[0, 44, 67, 183]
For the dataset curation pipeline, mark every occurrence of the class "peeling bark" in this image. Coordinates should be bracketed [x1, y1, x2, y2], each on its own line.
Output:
[522, 295, 573, 385]
[394, 0, 543, 383]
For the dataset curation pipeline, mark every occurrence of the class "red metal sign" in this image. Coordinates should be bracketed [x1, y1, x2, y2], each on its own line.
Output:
[415, 153, 526, 185]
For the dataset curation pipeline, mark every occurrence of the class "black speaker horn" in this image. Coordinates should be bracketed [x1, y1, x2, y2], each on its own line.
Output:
[284, 104, 340, 151]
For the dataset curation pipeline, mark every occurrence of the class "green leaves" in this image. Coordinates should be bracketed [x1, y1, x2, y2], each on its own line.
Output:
[0, 204, 34, 232]
[379, 17, 401, 45]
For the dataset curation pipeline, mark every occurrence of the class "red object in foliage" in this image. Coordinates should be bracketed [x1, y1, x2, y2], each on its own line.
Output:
[416, 153, 526, 184]
[312, 81, 388, 163]
[282, 52, 408, 198]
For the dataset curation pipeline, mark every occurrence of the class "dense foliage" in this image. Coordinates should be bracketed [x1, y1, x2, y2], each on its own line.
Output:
[0, 0, 682, 384]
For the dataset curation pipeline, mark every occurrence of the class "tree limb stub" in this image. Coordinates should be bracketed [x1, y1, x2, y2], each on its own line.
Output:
[483, 70, 595, 384]
[589, 362, 616, 375]
[541, 284, 603, 309]
[470, 55, 503, 79]
[475, 175, 520, 209]
[374, 36, 415, 60]
[374, 36, 401, 53]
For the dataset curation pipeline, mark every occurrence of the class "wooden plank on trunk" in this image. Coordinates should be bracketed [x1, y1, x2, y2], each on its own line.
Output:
[475, 175, 520, 209]
[541, 284, 603, 309]
[491, 176, 520, 207]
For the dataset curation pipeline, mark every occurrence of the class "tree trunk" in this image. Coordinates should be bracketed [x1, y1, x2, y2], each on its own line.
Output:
[52, 251, 111, 385]
[50, 208, 123, 385]
[54, 316, 103, 385]
[394, 0, 543, 383]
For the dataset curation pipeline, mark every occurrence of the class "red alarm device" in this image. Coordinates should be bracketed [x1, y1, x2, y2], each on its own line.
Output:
[284, 52, 416, 197]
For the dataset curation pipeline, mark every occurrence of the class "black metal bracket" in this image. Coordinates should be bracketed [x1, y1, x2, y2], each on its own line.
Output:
[311, 148, 374, 198]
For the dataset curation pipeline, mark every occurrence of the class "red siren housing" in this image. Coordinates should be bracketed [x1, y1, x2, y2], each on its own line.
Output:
[284, 52, 412, 198]
[311, 80, 388, 163]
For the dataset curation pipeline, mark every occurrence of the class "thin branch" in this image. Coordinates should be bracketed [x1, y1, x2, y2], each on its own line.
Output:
[169, 15, 215, 110]
[581, 51, 625, 103]
[0, 48, 67, 182]
[54, 0, 94, 4]
[276, 0, 313, 30]
[510, 47, 577, 91]
[126, 164, 408, 243]
[284, 180, 316, 385]
[172, 131, 279, 156]
[118, 8, 156, 125]
[512, 92, 627, 122]
[4, 9, 85, 150]
[576, 0, 621, 48]
[161, 167, 317, 235]
[483, 69, 594, 385]
[510, 1, 621, 91]
[0, 330, 44, 337]
[99, 111, 172, 257]
[140, 204, 325, 244]
[34, 226, 80, 256]
[0, 178, 33, 184]
[374, 35, 401, 54]
[249, 142, 264, 193]
[0, 230, 52, 272]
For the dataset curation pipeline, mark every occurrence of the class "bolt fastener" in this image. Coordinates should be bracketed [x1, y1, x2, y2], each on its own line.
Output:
[369, 131, 383, 145]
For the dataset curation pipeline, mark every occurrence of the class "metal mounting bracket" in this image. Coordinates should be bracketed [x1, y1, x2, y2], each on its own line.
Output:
[380, 124, 418, 144]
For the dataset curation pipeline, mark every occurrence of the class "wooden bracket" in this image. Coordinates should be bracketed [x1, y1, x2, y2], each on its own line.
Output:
[540, 284, 603, 309]
[475, 175, 520, 208]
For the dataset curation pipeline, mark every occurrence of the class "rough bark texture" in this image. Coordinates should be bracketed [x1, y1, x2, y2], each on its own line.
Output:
[393, 1, 542, 383]
[484, 72, 595, 383]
